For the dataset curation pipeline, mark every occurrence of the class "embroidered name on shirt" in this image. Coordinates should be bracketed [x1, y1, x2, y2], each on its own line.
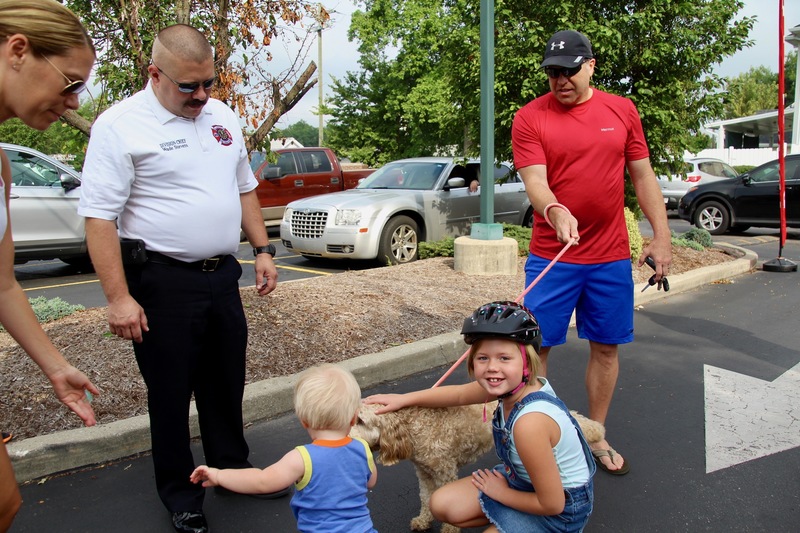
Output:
[600, 127, 615, 132]
[160, 139, 188, 151]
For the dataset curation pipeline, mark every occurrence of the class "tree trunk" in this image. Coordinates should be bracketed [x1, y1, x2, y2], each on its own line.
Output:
[246, 62, 318, 153]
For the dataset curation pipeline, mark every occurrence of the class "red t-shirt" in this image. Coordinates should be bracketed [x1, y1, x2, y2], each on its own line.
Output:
[512, 90, 650, 263]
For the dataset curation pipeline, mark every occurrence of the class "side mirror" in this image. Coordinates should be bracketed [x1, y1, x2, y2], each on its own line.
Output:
[60, 173, 81, 192]
[740, 173, 751, 185]
[262, 166, 281, 179]
[446, 177, 466, 190]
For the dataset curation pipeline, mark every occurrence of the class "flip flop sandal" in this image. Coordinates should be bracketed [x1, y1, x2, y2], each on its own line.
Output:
[592, 448, 630, 476]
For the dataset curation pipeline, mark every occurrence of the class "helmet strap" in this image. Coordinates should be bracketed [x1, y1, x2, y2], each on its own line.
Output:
[497, 344, 530, 400]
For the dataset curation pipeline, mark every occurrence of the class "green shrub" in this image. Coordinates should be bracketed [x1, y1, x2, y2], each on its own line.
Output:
[419, 223, 532, 259]
[28, 296, 84, 323]
[671, 237, 704, 251]
[419, 237, 455, 259]
[678, 227, 713, 248]
[502, 223, 532, 256]
[625, 207, 643, 261]
[733, 165, 755, 175]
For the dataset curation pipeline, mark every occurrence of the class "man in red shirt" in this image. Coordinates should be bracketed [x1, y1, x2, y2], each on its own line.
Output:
[512, 30, 672, 475]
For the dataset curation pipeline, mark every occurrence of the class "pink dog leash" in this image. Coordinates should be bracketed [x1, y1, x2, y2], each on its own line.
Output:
[431, 237, 576, 388]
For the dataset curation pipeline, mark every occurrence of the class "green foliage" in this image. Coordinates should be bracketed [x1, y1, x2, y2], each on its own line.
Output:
[28, 297, 84, 324]
[329, 0, 753, 170]
[734, 165, 755, 174]
[0, 98, 96, 170]
[273, 120, 324, 148]
[502, 223, 532, 257]
[671, 237, 704, 251]
[625, 207, 643, 261]
[723, 66, 779, 119]
[677, 227, 713, 248]
[419, 237, 456, 259]
[419, 223, 531, 259]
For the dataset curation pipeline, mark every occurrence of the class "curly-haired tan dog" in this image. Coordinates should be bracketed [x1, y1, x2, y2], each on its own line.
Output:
[352, 402, 604, 533]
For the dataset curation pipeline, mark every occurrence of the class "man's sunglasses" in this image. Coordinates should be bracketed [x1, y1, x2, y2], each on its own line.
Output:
[42, 55, 87, 96]
[544, 60, 588, 80]
[153, 62, 215, 94]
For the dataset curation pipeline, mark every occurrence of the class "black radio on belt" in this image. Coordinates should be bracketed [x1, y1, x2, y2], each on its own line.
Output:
[120, 238, 148, 266]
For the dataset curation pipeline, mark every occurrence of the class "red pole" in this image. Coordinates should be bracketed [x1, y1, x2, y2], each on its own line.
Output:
[778, 0, 786, 252]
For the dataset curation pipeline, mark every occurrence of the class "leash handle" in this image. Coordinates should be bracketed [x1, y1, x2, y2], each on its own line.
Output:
[432, 238, 576, 388]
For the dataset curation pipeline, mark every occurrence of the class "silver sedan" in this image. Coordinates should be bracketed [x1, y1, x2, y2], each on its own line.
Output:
[2, 142, 89, 267]
[280, 157, 533, 264]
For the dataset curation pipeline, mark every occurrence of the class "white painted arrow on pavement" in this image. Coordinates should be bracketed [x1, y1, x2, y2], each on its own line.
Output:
[704, 362, 800, 473]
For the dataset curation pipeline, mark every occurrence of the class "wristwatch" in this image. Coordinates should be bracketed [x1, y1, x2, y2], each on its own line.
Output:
[253, 244, 277, 257]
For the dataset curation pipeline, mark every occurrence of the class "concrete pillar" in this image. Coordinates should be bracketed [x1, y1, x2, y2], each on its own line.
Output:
[453, 236, 518, 275]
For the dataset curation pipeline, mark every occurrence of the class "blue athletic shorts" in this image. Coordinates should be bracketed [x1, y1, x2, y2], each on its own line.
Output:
[523, 254, 634, 347]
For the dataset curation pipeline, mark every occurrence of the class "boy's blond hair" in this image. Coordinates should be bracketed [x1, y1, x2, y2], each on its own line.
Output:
[294, 364, 361, 431]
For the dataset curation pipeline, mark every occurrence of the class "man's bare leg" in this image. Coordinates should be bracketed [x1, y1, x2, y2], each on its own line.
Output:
[586, 341, 626, 472]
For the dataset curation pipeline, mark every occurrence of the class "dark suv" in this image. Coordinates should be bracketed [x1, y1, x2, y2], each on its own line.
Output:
[678, 154, 800, 235]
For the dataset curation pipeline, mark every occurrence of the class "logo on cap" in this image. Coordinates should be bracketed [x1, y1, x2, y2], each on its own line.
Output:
[551, 41, 565, 50]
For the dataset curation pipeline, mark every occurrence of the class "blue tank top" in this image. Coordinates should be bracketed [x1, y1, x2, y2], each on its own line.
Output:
[291, 437, 377, 533]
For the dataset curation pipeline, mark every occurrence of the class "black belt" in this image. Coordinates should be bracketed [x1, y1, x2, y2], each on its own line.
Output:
[146, 251, 228, 272]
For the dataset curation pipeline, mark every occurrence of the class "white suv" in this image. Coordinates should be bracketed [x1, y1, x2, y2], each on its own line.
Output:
[2, 142, 90, 268]
[658, 157, 738, 210]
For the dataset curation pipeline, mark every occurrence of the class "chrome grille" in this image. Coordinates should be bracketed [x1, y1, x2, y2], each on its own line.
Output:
[290, 210, 328, 239]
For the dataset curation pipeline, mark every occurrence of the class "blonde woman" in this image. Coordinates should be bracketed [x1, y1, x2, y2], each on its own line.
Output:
[0, 1, 98, 529]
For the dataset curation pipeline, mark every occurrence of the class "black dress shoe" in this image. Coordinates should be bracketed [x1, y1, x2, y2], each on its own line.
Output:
[172, 511, 208, 533]
[214, 485, 292, 499]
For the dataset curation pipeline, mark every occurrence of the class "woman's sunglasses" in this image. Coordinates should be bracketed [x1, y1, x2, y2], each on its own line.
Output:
[42, 55, 87, 96]
[544, 60, 589, 80]
[153, 62, 215, 94]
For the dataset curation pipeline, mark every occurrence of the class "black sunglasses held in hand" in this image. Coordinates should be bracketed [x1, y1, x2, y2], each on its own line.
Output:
[153, 62, 215, 93]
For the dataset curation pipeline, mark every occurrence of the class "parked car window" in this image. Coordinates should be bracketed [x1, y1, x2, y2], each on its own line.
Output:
[300, 151, 333, 173]
[697, 161, 737, 179]
[276, 152, 298, 176]
[404, 163, 446, 189]
[6, 149, 61, 187]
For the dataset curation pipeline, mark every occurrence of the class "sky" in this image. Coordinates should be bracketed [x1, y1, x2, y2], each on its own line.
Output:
[275, 0, 800, 129]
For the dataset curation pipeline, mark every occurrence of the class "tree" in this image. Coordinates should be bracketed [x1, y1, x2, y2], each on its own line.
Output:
[723, 66, 779, 119]
[0, 100, 96, 169]
[63, 1, 326, 151]
[327, 0, 753, 171]
[272, 120, 321, 147]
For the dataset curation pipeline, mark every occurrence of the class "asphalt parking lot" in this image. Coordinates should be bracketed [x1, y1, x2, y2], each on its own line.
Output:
[7, 237, 800, 532]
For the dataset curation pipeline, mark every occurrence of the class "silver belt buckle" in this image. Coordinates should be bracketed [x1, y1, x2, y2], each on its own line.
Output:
[202, 257, 221, 271]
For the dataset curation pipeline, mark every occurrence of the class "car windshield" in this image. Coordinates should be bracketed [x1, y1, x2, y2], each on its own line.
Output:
[358, 162, 447, 190]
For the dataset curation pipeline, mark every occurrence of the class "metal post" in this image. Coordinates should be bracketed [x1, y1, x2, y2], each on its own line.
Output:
[470, 0, 502, 240]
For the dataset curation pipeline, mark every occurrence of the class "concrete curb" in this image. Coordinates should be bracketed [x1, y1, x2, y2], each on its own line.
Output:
[8, 245, 757, 483]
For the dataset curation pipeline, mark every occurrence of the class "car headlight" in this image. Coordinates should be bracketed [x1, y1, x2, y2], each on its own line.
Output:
[335, 209, 362, 226]
[283, 207, 293, 222]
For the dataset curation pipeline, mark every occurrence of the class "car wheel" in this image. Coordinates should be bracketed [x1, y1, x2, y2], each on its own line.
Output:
[693, 200, 730, 235]
[522, 207, 534, 228]
[378, 215, 419, 265]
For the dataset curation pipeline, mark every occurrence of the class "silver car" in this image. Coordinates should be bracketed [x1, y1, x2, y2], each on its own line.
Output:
[280, 157, 532, 264]
[658, 157, 738, 210]
[2, 142, 89, 267]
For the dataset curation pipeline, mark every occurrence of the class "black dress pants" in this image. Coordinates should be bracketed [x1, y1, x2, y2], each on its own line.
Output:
[126, 255, 250, 513]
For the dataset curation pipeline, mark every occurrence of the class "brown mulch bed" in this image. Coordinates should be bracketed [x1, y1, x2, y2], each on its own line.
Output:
[0, 242, 739, 440]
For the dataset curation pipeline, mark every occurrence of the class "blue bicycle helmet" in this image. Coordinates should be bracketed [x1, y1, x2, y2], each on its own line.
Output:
[461, 301, 541, 354]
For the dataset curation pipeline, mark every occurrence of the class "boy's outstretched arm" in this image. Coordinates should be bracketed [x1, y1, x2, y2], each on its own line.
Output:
[190, 449, 304, 494]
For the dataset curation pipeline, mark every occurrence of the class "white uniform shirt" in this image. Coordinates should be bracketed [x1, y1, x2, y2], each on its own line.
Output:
[78, 82, 258, 262]
[0, 157, 7, 240]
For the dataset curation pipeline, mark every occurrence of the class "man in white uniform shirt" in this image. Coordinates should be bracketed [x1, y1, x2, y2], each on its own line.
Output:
[78, 24, 285, 533]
